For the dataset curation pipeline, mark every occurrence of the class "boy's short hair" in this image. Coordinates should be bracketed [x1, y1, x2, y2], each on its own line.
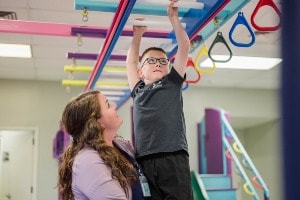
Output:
[140, 47, 167, 62]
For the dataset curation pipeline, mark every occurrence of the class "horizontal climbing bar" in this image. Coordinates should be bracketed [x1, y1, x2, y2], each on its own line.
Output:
[64, 65, 126, 72]
[67, 52, 127, 61]
[138, 0, 204, 9]
[71, 26, 170, 38]
[127, 19, 186, 29]
[96, 85, 130, 91]
[101, 90, 127, 96]
[0, 19, 172, 39]
[75, 0, 190, 16]
[62, 79, 129, 87]
[0, 19, 75, 36]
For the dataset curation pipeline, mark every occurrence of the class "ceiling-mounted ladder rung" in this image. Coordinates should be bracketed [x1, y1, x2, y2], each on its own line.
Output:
[67, 52, 126, 61]
[71, 26, 171, 38]
[62, 79, 129, 87]
[98, 0, 204, 8]
[64, 65, 126, 73]
[137, 0, 204, 9]
[75, 0, 190, 16]
[127, 19, 186, 29]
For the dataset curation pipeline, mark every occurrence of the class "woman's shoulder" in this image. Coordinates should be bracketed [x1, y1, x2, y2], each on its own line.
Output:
[114, 135, 132, 146]
[74, 148, 104, 166]
[113, 136, 135, 156]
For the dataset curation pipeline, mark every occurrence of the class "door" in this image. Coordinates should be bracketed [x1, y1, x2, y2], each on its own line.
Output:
[0, 130, 34, 200]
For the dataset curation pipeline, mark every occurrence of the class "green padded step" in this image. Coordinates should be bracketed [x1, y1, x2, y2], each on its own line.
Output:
[191, 171, 209, 200]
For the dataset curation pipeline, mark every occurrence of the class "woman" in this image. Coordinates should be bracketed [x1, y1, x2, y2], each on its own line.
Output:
[58, 90, 149, 200]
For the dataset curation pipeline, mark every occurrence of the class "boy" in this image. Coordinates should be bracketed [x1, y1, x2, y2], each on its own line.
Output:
[126, 0, 192, 199]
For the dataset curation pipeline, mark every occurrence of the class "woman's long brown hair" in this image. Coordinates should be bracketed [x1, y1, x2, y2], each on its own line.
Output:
[58, 90, 136, 200]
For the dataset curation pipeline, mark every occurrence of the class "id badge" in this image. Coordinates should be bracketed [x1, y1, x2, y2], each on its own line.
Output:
[139, 175, 151, 197]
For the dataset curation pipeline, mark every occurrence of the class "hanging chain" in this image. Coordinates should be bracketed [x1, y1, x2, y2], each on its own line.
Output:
[82, 7, 88, 22]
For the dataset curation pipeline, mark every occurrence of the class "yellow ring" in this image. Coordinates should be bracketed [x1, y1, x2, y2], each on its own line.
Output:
[195, 44, 216, 74]
[243, 183, 254, 196]
[233, 142, 242, 154]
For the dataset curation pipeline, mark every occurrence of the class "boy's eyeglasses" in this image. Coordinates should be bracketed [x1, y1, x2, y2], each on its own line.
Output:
[141, 57, 169, 68]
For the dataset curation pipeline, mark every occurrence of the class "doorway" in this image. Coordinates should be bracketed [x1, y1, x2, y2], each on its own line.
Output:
[0, 128, 38, 200]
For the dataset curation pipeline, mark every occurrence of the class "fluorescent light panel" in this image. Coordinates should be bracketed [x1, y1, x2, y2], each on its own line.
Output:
[0, 43, 32, 58]
[201, 56, 282, 70]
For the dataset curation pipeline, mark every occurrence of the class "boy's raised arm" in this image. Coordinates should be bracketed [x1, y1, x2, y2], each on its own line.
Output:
[126, 25, 147, 91]
[168, 0, 190, 78]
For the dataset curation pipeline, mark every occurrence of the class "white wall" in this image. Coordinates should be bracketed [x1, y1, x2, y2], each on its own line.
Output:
[0, 80, 82, 200]
[0, 79, 281, 200]
[230, 121, 283, 200]
[242, 120, 283, 200]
